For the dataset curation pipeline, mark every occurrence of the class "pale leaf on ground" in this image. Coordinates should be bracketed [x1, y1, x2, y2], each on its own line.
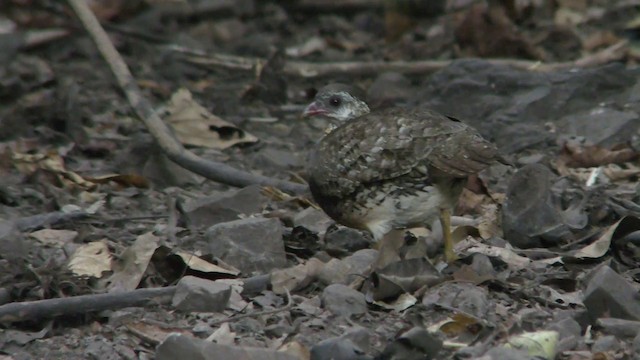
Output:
[68, 240, 112, 278]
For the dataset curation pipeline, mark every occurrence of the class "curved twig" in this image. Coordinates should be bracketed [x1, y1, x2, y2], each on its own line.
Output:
[66, 0, 308, 195]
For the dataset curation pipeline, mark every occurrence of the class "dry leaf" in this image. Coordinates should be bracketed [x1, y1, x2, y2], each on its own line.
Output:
[560, 142, 638, 168]
[164, 88, 257, 149]
[68, 240, 112, 278]
[86, 173, 150, 188]
[13, 152, 96, 189]
[103, 232, 160, 292]
[30, 229, 78, 246]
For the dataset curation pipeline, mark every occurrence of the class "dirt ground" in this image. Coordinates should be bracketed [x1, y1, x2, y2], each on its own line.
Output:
[1, 0, 640, 359]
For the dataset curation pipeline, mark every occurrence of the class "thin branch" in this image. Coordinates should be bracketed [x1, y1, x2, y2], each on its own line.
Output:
[208, 289, 292, 328]
[66, 0, 308, 195]
[0, 286, 176, 323]
[183, 40, 629, 78]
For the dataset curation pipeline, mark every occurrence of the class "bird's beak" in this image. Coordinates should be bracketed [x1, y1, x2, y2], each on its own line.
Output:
[302, 102, 328, 117]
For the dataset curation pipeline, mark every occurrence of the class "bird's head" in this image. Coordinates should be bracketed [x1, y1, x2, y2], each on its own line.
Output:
[302, 83, 370, 123]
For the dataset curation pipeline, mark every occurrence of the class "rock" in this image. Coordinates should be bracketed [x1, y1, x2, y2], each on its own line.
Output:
[310, 335, 371, 360]
[323, 225, 372, 256]
[318, 249, 378, 285]
[172, 276, 231, 312]
[596, 318, 640, 338]
[379, 327, 442, 360]
[422, 282, 491, 319]
[206, 217, 286, 274]
[591, 335, 620, 353]
[321, 284, 367, 316]
[182, 185, 267, 229]
[293, 207, 333, 235]
[633, 332, 640, 359]
[583, 265, 640, 322]
[546, 317, 580, 353]
[502, 164, 571, 248]
[557, 109, 639, 147]
[156, 333, 297, 360]
[252, 147, 302, 170]
[412, 60, 640, 153]
[481, 347, 531, 360]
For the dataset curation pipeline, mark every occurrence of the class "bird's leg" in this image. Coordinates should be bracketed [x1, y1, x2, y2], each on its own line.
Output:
[439, 208, 457, 263]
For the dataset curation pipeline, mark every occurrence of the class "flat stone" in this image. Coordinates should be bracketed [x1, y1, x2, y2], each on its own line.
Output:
[293, 207, 333, 235]
[321, 284, 367, 316]
[310, 335, 371, 360]
[546, 317, 581, 353]
[323, 225, 372, 256]
[183, 185, 267, 228]
[502, 164, 570, 248]
[583, 265, 640, 322]
[592, 335, 620, 353]
[422, 282, 491, 319]
[597, 318, 640, 338]
[206, 217, 286, 275]
[379, 327, 442, 360]
[172, 276, 231, 312]
[157, 333, 297, 360]
[318, 249, 378, 285]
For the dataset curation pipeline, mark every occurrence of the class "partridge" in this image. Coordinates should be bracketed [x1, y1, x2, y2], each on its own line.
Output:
[303, 84, 502, 262]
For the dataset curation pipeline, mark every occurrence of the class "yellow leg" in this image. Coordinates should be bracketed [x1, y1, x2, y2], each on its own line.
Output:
[439, 208, 457, 263]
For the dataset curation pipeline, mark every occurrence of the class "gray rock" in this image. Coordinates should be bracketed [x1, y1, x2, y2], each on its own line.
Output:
[633, 332, 640, 359]
[592, 335, 620, 353]
[422, 282, 491, 319]
[557, 109, 639, 147]
[253, 147, 302, 170]
[310, 336, 371, 360]
[583, 265, 640, 322]
[481, 347, 531, 360]
[546, 317, 581, 353]
[156, 333, 297, 360]
[413, 60, 640, 153]
[502, 164, 571, 248]
[172, 276, 231, 312]
[597, 318, 640, 338]
[182, 185, 267, 228]
[324, 225, 372, 256]
[206, 217, 286, 274]
[318, 249, 378, 285]
[379, 327, 442, 360]
[293, 207, 333, 235]
[321, 284, 367, 316]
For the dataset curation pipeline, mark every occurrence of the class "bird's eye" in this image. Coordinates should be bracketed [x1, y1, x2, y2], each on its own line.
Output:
[329, 96, 341, 107]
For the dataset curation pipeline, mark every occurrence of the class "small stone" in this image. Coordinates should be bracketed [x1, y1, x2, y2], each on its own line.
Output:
[318, 249, 378, 285]
[293, 207, 333, 235]
[483, 347, 531, 360]
[321, 284, 367, 316]
[206, 217, 286, 274]
[172, 276, 232, 312]
[583, 265, 640, 322]
[597, 318, 640, 338]
[310, 336, 371, 360]
[546, 317, 580, 353]
[157, 333, 297, 360]
[422, 282, 490, 319]
[592, 335, 620, 353]
[379, 327, 442, 360]
[183, 185, 267, 228]
[324, 225, 372, 256]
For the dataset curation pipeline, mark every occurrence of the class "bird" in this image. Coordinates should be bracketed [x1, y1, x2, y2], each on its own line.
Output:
[302, 83, 503, 263]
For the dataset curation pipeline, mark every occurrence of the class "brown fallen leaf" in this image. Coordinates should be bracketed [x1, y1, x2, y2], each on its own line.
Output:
[560, 141, 638, 168]
[86, 173, 150, 188]
[13, 151, 96, 189]
[164, 88, 258, 149]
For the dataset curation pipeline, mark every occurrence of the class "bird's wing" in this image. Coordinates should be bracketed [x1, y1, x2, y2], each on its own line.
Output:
[308, 108, 500, 198]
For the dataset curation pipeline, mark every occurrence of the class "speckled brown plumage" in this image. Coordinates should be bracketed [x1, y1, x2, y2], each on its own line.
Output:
[303, 84, 502, 261]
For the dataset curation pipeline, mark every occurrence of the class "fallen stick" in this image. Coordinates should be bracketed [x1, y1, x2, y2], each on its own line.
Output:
[65, 0, 308, 195]
[183, 40, 629, 78]
[0, 286, 176, 323]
